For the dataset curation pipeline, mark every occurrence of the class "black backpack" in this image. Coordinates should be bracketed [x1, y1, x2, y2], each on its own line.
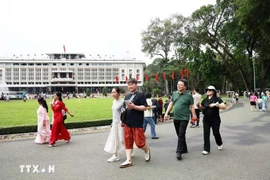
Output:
[151, 98, 160, 112]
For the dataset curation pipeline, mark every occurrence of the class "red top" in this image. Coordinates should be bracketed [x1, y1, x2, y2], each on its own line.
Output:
[52, 100, 68, 122]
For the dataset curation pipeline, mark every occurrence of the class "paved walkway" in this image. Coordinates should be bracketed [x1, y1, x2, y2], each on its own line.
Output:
[0, 99, 270, 180]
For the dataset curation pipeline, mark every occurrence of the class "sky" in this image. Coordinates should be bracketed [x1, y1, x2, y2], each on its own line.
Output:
[0, 0, 216, 64]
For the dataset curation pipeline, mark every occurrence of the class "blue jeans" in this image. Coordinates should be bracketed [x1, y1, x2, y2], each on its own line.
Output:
[262, 102, 268, 111]
[143, 117, 157, 138]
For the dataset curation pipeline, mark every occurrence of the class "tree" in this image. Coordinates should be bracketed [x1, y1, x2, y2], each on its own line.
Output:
[141, 14, 188, 94]
[235, 0, 270, 91]
[102, 87, 108, 97]
[191, 0, 251, 92]
[86, 88, 91, 97]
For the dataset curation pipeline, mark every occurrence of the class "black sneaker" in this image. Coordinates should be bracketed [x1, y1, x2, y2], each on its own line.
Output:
[176, 152, 182, 160]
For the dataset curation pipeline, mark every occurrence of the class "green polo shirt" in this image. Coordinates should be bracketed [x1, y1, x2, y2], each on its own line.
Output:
[172, 91, 194, 121]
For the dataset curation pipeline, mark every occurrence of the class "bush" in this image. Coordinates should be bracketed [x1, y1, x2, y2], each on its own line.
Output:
[86, 88, 91, 97]
[0, 119, 112, 135]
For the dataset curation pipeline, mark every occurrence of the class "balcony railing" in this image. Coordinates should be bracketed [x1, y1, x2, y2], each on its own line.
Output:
[51, 77, 74, 82]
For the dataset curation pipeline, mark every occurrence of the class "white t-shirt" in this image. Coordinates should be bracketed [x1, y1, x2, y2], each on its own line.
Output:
[144, 98, 153, 117]
[193, 93, 202, 109]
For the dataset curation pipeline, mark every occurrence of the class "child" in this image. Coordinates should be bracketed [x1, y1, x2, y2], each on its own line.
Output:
[257, 96, 262, 111]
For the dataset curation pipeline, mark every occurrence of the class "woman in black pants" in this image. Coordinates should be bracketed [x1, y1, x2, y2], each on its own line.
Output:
[197, 85, 226, 155]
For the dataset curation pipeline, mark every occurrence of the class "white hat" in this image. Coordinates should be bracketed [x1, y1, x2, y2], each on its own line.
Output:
[205, 85, 216, 92]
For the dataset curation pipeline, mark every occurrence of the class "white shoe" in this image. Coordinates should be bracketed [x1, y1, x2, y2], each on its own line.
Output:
[145, 148, 151, 162]
[202, 151, 209, 155]
[119, 160, 132, 168]
[107, 155, 120, 162]
[218, 145, 223, 150]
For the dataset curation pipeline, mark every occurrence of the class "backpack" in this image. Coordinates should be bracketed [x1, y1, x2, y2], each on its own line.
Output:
[151, 98, 160, 112]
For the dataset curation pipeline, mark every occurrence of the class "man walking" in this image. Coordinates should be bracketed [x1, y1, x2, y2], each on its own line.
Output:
[164, 79, 197, 160]
[120, 78, 151, 168]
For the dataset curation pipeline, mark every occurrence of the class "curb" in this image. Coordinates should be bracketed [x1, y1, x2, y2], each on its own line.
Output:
[0, 125, 111, 142]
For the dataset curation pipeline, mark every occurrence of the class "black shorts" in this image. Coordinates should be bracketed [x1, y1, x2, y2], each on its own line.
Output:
[250, 102, 256, 106]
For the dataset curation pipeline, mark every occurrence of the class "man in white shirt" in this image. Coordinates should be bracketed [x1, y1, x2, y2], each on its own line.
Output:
[191, 89, 202, 128]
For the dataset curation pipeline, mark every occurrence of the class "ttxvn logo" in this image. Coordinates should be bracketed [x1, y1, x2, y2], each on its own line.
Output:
[19, 165, 55, 173]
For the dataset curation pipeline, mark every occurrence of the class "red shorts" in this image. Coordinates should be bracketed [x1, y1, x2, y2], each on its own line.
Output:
[124, 126, 146, 149]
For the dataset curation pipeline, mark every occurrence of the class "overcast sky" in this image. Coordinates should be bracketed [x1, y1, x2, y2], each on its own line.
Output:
[0, 0, 216, 64]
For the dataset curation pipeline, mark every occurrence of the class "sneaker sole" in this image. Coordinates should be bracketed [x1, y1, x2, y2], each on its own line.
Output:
[108, 159, 120, 162]
[119, 163, 133, 168]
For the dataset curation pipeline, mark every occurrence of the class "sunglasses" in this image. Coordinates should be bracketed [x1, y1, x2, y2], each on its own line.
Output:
[206, 89, 214, 92]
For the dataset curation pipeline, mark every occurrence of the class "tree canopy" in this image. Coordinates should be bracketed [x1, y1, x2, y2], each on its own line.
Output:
[141, 0, 270, 94]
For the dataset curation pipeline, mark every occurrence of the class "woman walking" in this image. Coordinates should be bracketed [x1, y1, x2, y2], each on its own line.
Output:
[249, 92, 257, 111]
[34, 97, 51, 144]
[143, 92, 159, 139]
[197, 86, 226, 155]
[104, 87, 124, 162]
[49, 92, 74, 147]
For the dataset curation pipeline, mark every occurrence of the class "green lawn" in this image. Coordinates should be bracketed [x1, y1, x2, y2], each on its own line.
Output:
[0, 97, 114, 128]
[0, 94, 231, 128]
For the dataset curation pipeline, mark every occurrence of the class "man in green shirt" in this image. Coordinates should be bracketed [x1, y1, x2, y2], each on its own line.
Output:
[164, 79, 197, 160]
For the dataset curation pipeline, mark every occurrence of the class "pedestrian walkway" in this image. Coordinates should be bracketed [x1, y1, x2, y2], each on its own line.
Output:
[0, 99, 269, 180]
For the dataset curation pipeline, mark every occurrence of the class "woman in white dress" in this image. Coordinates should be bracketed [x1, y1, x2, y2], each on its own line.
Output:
[104, 87, 124, 162]
[34, 97, 51, 144]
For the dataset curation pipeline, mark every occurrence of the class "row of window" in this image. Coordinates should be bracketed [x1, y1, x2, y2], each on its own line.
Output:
[6, 81, 139, 85]
[5, 63, 141, 67]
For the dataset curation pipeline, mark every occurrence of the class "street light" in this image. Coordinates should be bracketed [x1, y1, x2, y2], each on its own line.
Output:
[252, 53, 258, 92]
[253, 59, 256, 92]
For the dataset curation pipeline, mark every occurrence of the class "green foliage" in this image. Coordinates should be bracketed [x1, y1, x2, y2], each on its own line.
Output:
[152, 88, 162, 96]
[102, 87, 108, 97]
[86, 88, 91, 97]
[141, 0, 270, 93]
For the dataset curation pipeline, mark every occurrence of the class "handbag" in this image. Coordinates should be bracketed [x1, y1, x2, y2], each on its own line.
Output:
[120, 93, 137, 124]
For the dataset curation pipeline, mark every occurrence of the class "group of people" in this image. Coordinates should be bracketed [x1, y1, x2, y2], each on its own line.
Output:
[249, 92, 269, 112]
[104, 78, 227, 168]
[34, 92, 74, 147]
[104, 79, 152, 168]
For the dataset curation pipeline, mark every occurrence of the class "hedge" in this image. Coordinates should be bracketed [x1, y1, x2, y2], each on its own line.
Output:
[0, 119, 112, 135]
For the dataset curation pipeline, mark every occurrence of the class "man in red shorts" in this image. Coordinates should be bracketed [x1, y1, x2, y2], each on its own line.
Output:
[120, 78, 151, 168]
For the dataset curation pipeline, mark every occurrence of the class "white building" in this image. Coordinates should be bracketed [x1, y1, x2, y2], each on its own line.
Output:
[0, 53, 145, 94]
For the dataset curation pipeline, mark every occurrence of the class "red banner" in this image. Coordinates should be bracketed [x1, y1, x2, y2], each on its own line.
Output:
[155, 73, 159, 82]
[63, 45, 66, 53]
[145, 74, 149, 81]
[171, 71, 175, 80]
[162, 72, 166, 80]
[125, 76, 128, 82]
[136, 74, 139, 81]
[185, 68, 189, 78]
[115, 75, 119, 83]
[180, 70, 184, 79]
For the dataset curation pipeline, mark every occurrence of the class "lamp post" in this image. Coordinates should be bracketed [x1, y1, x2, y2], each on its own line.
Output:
[252, 53, 258, 92]
[253, 58, 256, 92]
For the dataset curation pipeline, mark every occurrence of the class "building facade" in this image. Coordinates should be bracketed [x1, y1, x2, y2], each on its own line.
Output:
[0, 53, 145, 94]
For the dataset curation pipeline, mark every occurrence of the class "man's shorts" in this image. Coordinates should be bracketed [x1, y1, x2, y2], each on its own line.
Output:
[124, 126, 146, 149]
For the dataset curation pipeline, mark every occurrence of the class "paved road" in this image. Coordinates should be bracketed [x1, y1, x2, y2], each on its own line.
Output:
[1, 99, 270, 180]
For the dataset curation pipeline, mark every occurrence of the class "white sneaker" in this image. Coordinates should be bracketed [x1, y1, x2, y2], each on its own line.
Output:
[107, 155, 120, 162]
[202, 151, 209, 155]
[218, 145, 223, 150]
[145, 148, 151, 162]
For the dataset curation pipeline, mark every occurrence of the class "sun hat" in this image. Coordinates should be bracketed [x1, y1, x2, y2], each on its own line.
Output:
[205, 85, 216, 92]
